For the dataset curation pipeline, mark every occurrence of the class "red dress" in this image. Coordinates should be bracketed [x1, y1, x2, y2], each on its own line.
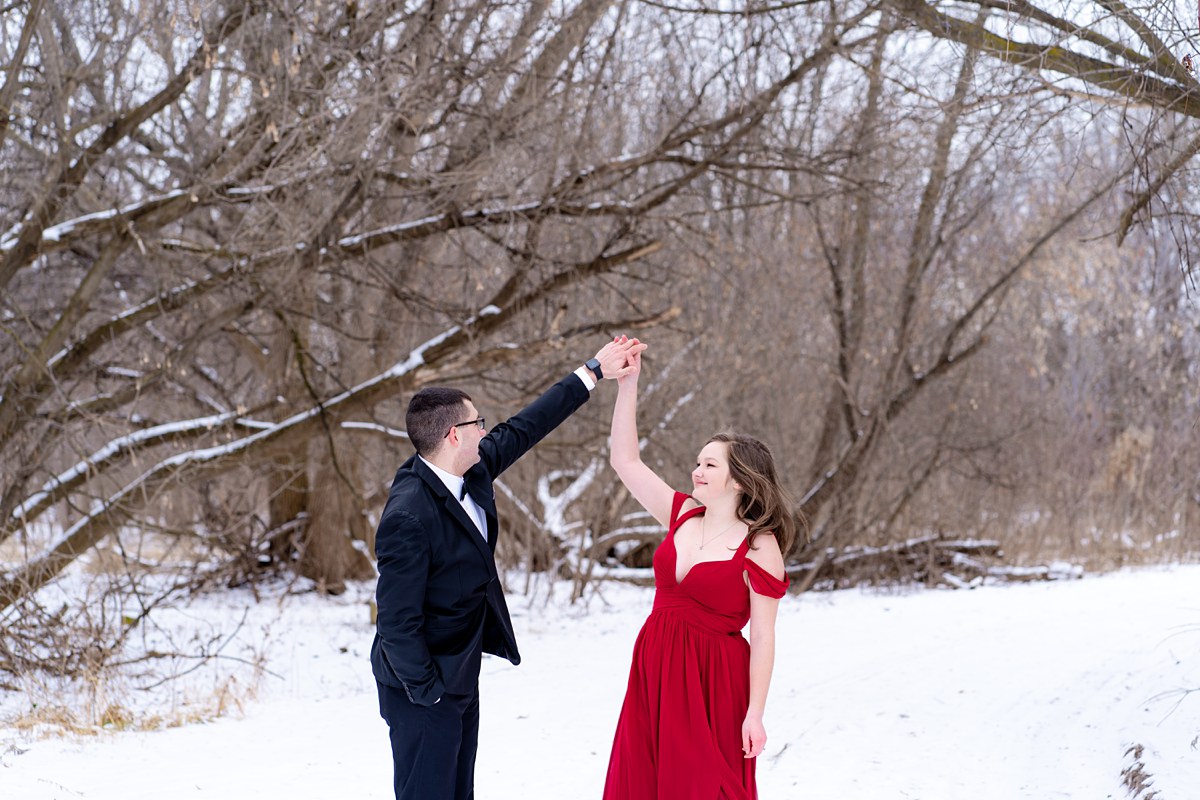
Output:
[603, 492, 790, 800]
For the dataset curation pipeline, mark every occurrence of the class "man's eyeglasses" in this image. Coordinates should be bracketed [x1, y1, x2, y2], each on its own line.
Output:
[448, 417, 485, 435]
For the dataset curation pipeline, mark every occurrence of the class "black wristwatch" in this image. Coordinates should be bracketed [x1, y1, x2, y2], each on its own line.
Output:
[585, 358, 603, 382]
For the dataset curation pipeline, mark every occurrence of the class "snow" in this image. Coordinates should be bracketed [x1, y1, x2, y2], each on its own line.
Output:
[0, 211, 33, 252]
[47, 275, 206, 370]
[335, 202, 556, 250]
[2, 566, 1198, 799]
[27, 320, 469, 547]
[340, 421, 409, 440]
[39, 191, 190, 245]
[12, 411, 242, 521]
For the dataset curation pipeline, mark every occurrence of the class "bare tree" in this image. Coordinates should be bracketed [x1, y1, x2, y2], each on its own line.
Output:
[565, 4, 1197, 587]
[0, 0, 877, 621]
[2, 0, 1193, 648]
[885, 0, 1200, 253]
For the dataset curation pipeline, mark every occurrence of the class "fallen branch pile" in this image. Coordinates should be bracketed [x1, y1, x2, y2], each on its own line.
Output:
[788, 535, 1083, 592]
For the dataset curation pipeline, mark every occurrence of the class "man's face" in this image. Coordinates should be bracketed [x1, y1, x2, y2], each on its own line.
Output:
[451, 400, 486, 472]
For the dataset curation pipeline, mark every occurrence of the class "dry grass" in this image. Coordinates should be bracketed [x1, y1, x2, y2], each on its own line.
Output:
[1121, 744, 1163, 800]
[3, 546, 270, 740]
[4, 671, 261, 739]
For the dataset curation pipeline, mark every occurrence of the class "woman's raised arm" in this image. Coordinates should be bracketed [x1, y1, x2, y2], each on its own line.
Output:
[609, 344, 675, 528]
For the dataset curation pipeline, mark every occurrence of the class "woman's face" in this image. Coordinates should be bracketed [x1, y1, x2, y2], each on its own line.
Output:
[691, 441, 738, 502]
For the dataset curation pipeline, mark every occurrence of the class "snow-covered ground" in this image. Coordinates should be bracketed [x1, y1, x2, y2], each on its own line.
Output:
[2, 565, 1198, 799]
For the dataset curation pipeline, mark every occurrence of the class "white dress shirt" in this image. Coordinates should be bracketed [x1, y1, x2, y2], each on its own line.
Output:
[573, 365, 598, 391]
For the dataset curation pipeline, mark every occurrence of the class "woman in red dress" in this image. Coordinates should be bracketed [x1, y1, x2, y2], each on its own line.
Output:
[603, 340, 797, 799]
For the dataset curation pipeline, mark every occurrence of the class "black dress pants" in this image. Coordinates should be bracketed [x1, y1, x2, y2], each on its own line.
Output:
[377, 680, 481, 800]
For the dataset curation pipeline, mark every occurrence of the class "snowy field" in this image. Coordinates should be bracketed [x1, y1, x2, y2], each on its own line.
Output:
[2, 565, 1198, 799]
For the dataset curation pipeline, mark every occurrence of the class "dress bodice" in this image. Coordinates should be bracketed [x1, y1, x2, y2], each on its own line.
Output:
[650, 492, 788, 635]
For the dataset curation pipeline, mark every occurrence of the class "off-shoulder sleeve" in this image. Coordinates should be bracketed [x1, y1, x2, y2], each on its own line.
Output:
[745, 558, 789, 598]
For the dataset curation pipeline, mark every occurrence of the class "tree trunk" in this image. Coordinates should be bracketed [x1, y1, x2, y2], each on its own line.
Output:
[297, 448, 375, 593]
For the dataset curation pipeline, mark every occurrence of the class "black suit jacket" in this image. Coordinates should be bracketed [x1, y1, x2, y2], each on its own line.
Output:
[370, 374, 590, 705]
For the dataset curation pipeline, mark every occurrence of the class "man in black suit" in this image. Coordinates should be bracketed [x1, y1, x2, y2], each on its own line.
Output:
[371, 336, 646, 800]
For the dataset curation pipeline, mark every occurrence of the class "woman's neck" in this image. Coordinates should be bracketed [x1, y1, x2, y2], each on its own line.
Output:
[701, 493, 741, 524]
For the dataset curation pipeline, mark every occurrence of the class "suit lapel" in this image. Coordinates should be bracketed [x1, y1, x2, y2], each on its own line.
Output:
[413, 459, 496, 575]
[462, 469, 499, 549]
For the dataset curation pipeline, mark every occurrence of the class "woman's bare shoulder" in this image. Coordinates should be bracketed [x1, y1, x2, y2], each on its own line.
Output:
[746, 530, 785, 576]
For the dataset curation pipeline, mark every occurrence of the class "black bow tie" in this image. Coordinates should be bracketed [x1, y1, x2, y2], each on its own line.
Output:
[459, 483, 468, 501]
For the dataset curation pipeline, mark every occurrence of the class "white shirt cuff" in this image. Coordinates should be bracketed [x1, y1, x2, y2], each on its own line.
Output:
[573, 365, 597, 391]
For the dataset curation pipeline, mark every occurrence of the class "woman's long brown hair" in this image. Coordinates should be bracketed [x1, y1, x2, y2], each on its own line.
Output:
[708, 432, 804, 555]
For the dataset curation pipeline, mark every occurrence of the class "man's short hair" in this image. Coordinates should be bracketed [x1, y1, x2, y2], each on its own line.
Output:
[407, 387, 473, 456]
